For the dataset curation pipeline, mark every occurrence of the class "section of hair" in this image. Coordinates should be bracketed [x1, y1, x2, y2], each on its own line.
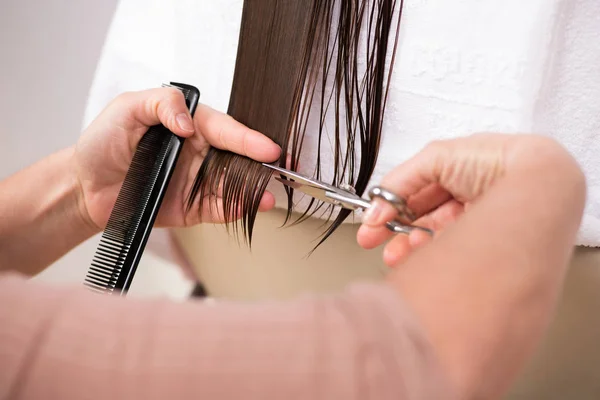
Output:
[187, 0, 404, 249]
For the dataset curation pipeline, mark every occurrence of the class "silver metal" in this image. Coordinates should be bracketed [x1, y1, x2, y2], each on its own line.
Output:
[368, 186, 416, 222]
[368, 186, 406, 207]
[263, 163, 434, 236]
[339, 183, 356, 194]
[386, 221, 416, 235]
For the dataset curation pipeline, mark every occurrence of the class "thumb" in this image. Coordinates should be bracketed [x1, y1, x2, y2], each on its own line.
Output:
[110, 87, 196, 139]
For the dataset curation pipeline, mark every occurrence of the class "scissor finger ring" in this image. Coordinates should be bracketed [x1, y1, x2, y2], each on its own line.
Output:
[368, 186, 434, 236]
[368, 186, 416, 222]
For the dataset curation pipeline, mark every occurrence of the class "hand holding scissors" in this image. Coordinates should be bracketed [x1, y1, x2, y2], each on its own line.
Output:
[262, 163, 434, 236]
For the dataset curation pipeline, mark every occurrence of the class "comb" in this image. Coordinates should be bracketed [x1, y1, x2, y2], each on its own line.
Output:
[84, 82, 200, 295]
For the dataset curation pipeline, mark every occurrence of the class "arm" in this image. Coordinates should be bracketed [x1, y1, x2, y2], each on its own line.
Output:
[0, 147, 97, 275]
[0, 272, 450, 399]
[0, 134, 582, 399]
[385, 137, 586, 398]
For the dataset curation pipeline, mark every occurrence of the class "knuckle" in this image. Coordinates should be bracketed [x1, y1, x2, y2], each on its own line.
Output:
[204, 110, 222, 132]
[425, 139, 451, 163]
[151, 88, 185, 123]
[161, 88, 183, 114]
[165, 87, 184, 105]
[214, 117, 228, 148]
[424, 139, 446, 154]
[216, 115, 238, 149]
[218, 126, 227, 148]
[240, 128, 252, 156]
[112, 91, 135, 108]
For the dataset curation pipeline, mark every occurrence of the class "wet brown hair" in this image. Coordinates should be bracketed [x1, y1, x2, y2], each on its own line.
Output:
[188, 0, 404, 248]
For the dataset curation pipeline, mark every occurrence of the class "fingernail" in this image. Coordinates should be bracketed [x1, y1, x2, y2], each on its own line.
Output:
[176, 113, 195, 133]
[363, 202, 382, 225]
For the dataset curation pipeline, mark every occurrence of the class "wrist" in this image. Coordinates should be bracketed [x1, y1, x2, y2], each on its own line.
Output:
[0, 146, 100, 275]
[63, 146, 100, 238]
[67, 146, 101, 238]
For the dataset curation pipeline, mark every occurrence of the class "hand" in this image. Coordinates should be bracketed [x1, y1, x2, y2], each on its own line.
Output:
[74, 87, 281, 230]
[358, 133, 539, 266]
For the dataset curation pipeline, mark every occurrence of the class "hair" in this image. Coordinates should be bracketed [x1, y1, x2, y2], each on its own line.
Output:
[187, 0, 404, 249]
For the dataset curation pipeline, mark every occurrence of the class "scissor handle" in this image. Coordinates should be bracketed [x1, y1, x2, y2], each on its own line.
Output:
[385, 220, 434, 236]
[368, 186, 434, 236]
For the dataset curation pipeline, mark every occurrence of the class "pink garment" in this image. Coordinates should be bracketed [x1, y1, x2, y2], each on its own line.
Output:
[0, 272, 454, 399]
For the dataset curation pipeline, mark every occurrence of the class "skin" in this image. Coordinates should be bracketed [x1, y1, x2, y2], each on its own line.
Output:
[0, 88, 587, 399]
[365, 134, 587, 398]
[0, 88, 281, 275]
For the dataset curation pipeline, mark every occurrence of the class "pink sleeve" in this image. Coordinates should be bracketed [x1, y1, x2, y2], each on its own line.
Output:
[0, 272, 454, 399]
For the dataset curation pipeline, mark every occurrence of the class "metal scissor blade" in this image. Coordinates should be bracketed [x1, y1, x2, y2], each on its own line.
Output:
[264, 164, 434, 237]
[274, 177, 335, 204]
[274, 177, 369, 211]
[264, 163, 369, 210]
[262, 163, 334, 192]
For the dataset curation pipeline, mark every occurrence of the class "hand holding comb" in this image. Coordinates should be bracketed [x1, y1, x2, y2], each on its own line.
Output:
[84, 82, 200, 295]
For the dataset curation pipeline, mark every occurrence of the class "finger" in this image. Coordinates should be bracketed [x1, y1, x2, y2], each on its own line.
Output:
[258, 191, 276, 212]
[210, 175, 276, 206]
[408, 228, 433, 248]
[358, 198, 462, 251]
[198, 195, 226, 224]
[407, 183, 452, 217]
[362, 144, 444, 227]
[383, 235, 411, 267]
[411, 199, 464, 231]
[357, 215, 436, 250]
[357, 183, 447, 249]
[359, 143, 447, 249]
[383, 228, 432, 267]
[111, 88, 196, 140]
[357, 223, 394, 250]
[194, 104, 281, 162]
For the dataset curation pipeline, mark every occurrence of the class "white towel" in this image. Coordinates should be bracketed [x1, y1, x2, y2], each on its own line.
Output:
[83, 0, 600, 247]
[532, 0, 600, 247]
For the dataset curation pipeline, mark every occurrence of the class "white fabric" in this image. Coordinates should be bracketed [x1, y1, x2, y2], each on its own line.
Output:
[83, 0, 600, 247]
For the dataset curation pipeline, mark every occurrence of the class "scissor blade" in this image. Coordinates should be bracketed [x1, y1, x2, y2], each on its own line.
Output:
[274, 177, 334, 204]
[274, 177, 368, 211]
[262, 163, 334, 191]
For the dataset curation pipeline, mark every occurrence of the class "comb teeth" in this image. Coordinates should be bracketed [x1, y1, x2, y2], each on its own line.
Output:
[84, 236, 129, 294]
[84, 128, 173, 293]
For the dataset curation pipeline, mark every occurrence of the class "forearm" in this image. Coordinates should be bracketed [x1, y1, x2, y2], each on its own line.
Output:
[387, 137, 586, 398]
[0, 147, 97, 275]
[0, 272, 452, 399]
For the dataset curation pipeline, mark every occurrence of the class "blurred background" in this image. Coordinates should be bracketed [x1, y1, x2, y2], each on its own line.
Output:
[0, 0, 192, 298]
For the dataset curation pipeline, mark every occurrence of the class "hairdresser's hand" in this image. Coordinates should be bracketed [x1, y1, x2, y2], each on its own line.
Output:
[74, 87, 281, 230]
[357, 133, 544, 266]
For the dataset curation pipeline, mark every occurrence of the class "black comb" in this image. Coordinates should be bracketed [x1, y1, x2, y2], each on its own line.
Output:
[84, 82, 200, 295]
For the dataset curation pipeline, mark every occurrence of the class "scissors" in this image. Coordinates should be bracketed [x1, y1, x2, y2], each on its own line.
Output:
[262, 163, 434, 236]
